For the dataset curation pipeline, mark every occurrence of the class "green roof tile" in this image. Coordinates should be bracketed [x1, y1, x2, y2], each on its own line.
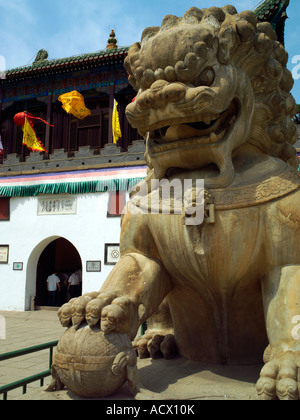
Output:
[254, 0, 290, 44]
[2, 46, 129, 81]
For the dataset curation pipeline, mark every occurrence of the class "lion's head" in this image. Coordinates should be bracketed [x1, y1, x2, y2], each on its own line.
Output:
[124, 6, 298, 188]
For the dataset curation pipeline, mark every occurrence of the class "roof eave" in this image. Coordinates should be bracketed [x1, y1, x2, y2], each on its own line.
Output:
[1, 48, 129, 83]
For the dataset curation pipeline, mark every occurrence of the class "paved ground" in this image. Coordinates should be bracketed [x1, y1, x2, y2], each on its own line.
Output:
[0, 310, 262, 401]
[0, 309, 65, 400]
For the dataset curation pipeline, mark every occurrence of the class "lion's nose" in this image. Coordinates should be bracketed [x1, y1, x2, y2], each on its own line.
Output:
[148, 80, 169, 109]
[163, 82, 187, 103]
[137, 80, 186, 110]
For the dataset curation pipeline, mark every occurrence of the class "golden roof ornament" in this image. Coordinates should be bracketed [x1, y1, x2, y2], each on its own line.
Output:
[106, 30, 118, 51]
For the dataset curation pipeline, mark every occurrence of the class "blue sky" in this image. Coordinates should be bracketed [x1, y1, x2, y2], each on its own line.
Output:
[0, 0, 300, 103]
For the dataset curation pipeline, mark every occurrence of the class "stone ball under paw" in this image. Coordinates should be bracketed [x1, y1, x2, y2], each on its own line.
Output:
[52, 323, 136, 398]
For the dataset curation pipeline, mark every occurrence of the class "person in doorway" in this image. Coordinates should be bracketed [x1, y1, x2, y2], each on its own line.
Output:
[46, 271, 60, 306]
[58, 271, 69, 306]
[67, 271, 80, 299]
[75, 266, 82, 295]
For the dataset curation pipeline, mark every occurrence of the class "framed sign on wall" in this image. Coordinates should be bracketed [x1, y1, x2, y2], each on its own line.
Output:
[105, 244, 120, 265]
[0, 245, 9, 264]
[86, 261, 101, 272]
[13, 262, 23, 271]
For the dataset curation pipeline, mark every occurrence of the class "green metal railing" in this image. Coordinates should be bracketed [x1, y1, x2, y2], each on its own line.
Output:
[0, 341, 58, 400]
[0, 322, 147, 400]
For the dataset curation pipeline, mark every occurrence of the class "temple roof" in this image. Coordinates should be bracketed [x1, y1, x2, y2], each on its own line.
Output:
[254, 0, 290, 44]
[1, 1, 291, 83]
[2, 46, 129, 82]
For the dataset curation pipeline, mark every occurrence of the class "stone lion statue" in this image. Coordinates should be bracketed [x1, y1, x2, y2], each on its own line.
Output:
[59, 6, 300, 400]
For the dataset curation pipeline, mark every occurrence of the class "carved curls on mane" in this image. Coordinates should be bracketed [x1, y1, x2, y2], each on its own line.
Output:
[124, 5, 298, 169]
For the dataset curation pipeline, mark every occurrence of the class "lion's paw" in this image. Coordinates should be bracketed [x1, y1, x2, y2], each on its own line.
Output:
[256, 352, 300, 400]
[133, 330, 177, 360]
[58, 291, 138, 338]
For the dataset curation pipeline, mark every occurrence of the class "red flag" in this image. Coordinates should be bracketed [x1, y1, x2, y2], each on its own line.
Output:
[0, 135, 3, 157]
[13, 112, 51, 153]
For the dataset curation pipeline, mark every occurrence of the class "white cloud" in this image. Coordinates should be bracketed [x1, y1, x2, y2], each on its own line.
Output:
[0, 0, 36, 24]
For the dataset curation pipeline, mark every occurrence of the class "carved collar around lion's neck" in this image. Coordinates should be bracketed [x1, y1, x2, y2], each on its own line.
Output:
[210, 151, 300, 209]
[141, 158, 300, 212]
[211, 164, 300, 210]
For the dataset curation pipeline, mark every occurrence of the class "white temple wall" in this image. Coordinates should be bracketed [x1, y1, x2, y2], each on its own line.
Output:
[0, 192, 123, 311]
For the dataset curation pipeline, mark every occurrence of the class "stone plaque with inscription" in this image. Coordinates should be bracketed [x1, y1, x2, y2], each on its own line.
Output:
[37, 196, 77, 215]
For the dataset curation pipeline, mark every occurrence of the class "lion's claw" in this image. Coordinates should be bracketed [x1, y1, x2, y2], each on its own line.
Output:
[276, 377, 299, 400]
[101, 303, 127, 333]
[148, 334, 165, 358]
[58, 291, 138, 338]
[256, 353, 300, 400]
[133, 331, 177, 360]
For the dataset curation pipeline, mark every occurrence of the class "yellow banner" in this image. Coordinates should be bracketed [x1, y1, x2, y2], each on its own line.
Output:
[58, 91, 91, 120]
[112, 99, 122, 144]
[22, 117, 47, 152]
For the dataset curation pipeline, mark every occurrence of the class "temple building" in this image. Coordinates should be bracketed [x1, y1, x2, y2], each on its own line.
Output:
[0, 31, 147, 310]
[0, 0, 295, 311]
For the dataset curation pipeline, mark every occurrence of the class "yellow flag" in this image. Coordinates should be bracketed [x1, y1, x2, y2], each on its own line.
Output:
[58, 91, 91, 120]
[112, 99, 122, 144]
[22, 116, 47, 152]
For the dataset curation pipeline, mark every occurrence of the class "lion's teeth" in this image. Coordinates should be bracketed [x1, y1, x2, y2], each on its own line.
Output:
[203, 116, 211, 125]
[210, 132, 218, 143]
[218, 129, 226, 141]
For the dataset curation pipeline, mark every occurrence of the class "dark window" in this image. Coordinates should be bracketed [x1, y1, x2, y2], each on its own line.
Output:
[107, 191, 126, 217]
[68, 110, 109, 152]
[128, 123, 141, 143]
[122, 116, 143, 150]
[16, 126, 24, 156]
[0, 197, 10, 220]
[69, 120, 78, 151]
[101, 114, 109, 148]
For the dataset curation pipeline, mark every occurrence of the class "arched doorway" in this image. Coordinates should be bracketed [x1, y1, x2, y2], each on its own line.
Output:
[35, 237, 82, 307]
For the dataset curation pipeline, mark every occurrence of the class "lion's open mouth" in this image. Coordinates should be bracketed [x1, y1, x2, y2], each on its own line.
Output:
[149, 99, 239, 152]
